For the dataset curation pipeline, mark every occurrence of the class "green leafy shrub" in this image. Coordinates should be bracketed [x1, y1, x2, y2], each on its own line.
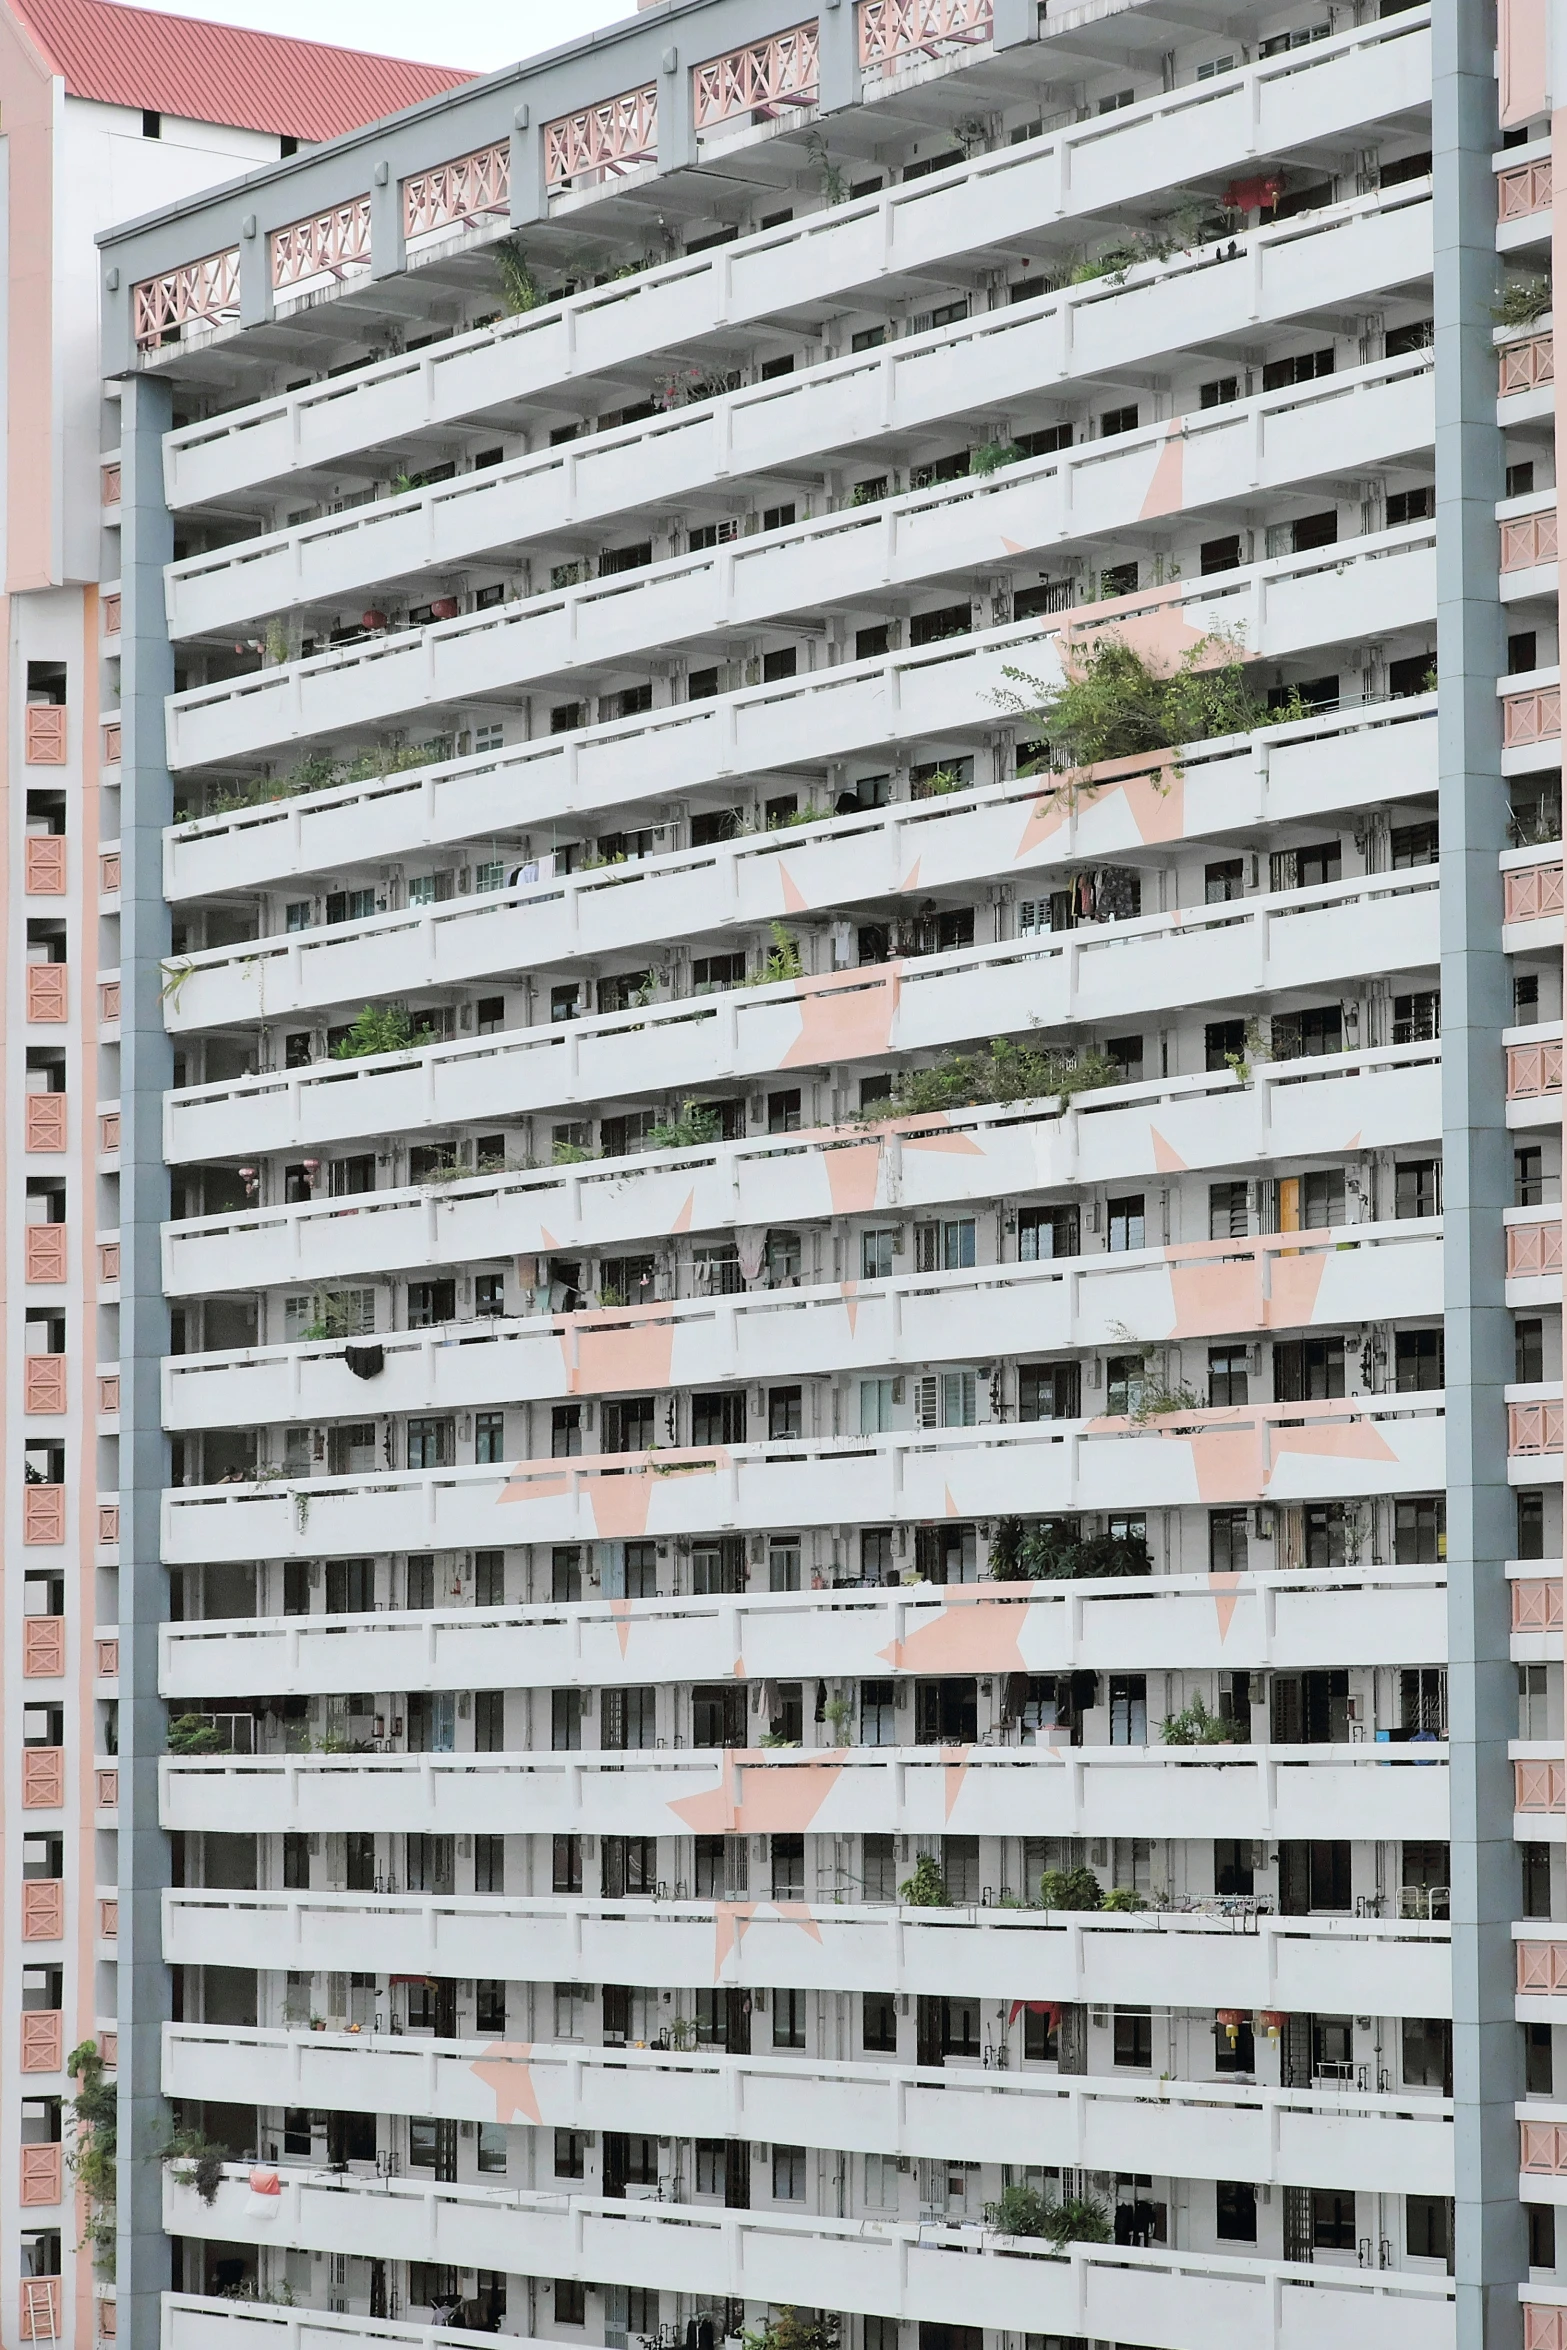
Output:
[983, 2183, 1112, 2245]
[166, 1713, 224, 1755]
[68, 2042, 117, 2267]
[1161, 1692, 1247, 1746]
[988, 1518, 1153, 1581]
[1038, 1864, 1105, 1912]
[898, 1852, 951, 1907]
[743, 2312, 840, 2350]
[1000, 628, 1289, 771]
[163, 2128, 229, 2206]
[851, 1038, 1117, 1124]
[1494, 276, 1552, 325]
[495, 238, 545, 313]
[969, 441, 1025, 477]
[1101, 1886, 1147, 1912]
[648, 1100, 721, 1149]
[741, 921, 805, 987]
[330, 1004, 438, 1060]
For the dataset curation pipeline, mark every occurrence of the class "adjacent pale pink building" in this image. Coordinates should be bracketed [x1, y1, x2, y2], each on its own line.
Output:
[0, 8, 468, 2347]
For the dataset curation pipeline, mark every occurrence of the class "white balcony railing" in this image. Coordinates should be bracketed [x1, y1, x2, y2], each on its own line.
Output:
[164, 1216, 1441, 1433]
[159, 1391, 1447, 1567]
[163, 470, 1437, 771]
[158, 12, 1431, 510]
[162, 2022, 1453, 2194]
[165, 330, 1433, 642]
[165, 707, 1439, 1030]
[162, 1041, 1444, 1301]
[166, 1885, 1454, 2014]
[164, 868, 1439, 1164]
[161, 1739, 1451, 1846]
[162, 646, 1435, 910]
[160, 1564, 1448, 1703]
[163, 2171, 1452, 2350]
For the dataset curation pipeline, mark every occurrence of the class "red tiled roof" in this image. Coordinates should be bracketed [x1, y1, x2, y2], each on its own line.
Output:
[10, 0, 473, 141]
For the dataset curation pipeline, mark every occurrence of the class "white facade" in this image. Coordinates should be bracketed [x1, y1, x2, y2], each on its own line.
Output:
[90, 0, 1567, 2344]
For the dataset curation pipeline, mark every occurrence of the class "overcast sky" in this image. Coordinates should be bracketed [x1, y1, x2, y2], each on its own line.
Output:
[133, 0, 632, 74]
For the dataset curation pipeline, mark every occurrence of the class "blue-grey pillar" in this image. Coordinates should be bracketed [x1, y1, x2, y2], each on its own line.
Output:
[817, 0, 860, 115]
[116, 368, 176, 2350]
[370, 157, 407, 282]
[658, 44, 696, 177]
[1435, 0, 1524, 2340]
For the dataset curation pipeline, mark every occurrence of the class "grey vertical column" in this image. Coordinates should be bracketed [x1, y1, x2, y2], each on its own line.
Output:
[115, 369, 176, 2350]
[1435, 0, 1524, 2342]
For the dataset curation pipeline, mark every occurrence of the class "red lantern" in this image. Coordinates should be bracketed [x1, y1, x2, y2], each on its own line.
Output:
[1216, 2007, 1245, 2047]
[430, 596, 459, 621]
[1257, 2009, 1285, 2041]
[361, 609, 388, 632]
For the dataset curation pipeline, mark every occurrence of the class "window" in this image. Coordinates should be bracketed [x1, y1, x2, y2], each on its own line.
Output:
[861, 1228, 898, 1280]
[554, 2281, 586, 2326]
[1100, 403, 1138, 437]
[1107, 1195, 1145, 1252]
[407, 1279, 455, 1329]
[915, 1218, 976, 1271]
[1395, 1159, 1442, 1219]
[772, 2145, 807, 2200]
[909, 603, 971, 647]
[475, 1411, 505, 1464]
[1518, 1319, 1546, 1384]
[1386, 317, 1435, 355]
[552, 1835, 582, 1893]
[1262, 348, 1334, 392]
[406, 1417, 452, 1469]
[1216, 2181, 1256, 2241]
[1270, 1005, 1341, 1060]
[768, 1386, 803, 1440]
[855, 1678, 897, 1750]
[1523, 1841, 1552, 1917]
[1310, 2190, 1357, 2252]
[692, 1390, 747, 1446]
[773, 1989, 806, 2048]
[772, 1836, 805, 1903]
[1201, 534, 1242, 576]
[1097, 86, 1134, 111]
[477, 2124, 507, 2174]
[1386, 485, 1435, 528]
[601, 1687, 656, 1751]
[1019, 1362, 1081, 1421]
[1393, 990, 1440, 1044]
[1403, 2016, 1453, 2091]
[1531, 2204, 1557, 2269]
[1100, 560, 1138, 598]
[1113, 2007, 1152, 2067]
[1210, 1181, 1249, 1239]
[1395, 1498, 1446, 1564]
[1273, 1337, 1345, 1403]
[1209, 1509, 1248, 1574]
[1516, 1147, 1545, 1209]
[1395, 1329, 1445, 1392]
[1109, 1675, 1146, 1745]
[1508, 459, 1538, 501]
[1018, 1205, 1079, 1260]
[1208, 1347, 1249, 1407]
[768, 1089, 801, 1134]
[601, 1835, 657, 1897]
[603, 1395, 655, 1454]
[1200, 375, 1239, 408]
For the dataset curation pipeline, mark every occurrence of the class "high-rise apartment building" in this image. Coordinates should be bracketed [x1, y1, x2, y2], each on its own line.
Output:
[0, 10, 469, 2350]
[88, 0, 1566, 2346]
